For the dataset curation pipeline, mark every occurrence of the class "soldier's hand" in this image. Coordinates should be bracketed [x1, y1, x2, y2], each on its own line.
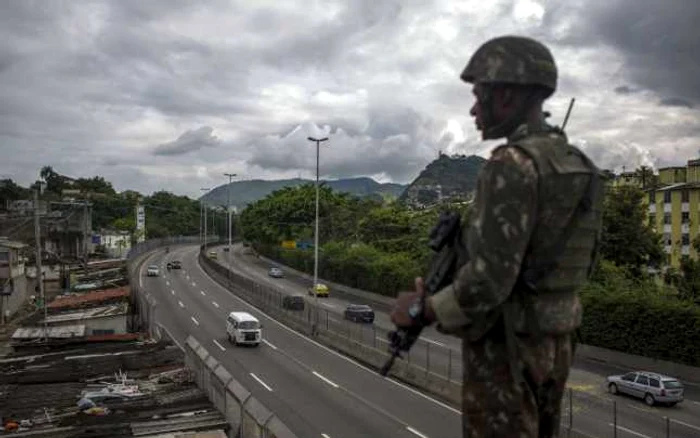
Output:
[390, 277, 436, 327]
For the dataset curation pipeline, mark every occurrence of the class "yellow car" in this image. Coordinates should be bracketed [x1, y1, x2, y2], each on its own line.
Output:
[308, 283, 329, 297]
[208, 250, 218, 259]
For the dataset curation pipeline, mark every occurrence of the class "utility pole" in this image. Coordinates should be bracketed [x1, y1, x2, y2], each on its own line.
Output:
[224, 173, 236, 263]
[83, 201, 89, 273]
[34, 182, 48, 341]
[200, 188, 210, 251]
[307, 136, 329, 317]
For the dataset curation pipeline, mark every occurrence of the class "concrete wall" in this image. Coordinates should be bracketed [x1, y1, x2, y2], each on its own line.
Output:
[0, 273, 27, 322]
[184, 336, 299, 438]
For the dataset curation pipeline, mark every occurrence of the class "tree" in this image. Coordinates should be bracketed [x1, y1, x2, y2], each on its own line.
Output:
[600, 185, 664, 274]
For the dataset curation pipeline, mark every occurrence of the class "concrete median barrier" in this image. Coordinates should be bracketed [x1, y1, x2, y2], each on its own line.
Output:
[184, 335, 299, 438]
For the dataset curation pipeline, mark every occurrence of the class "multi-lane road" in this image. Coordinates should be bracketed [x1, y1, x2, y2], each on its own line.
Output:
[217, 243, 700, 438]
[140, 244, 700, 437]
[140, 245, 462, 438]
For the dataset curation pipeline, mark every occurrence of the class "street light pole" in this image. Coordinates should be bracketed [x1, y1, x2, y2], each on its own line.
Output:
[200, 188, 210, 251]
[307, 136, 329, 319]
[33, 182, 48, 341]
[224, 173, 237, 266]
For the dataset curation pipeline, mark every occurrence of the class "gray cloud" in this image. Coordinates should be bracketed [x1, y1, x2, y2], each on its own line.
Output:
[153, 126, 220, 156]
[659, 98, 694, 109]
[563, 0, 700, 104]
[1, 0, 699, 199]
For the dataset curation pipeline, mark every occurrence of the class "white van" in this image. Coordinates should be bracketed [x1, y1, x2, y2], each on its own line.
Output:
[226, 312, 262, 347]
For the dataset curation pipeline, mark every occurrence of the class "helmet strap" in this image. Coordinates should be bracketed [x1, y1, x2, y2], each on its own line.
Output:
[481, 86, 544, 140]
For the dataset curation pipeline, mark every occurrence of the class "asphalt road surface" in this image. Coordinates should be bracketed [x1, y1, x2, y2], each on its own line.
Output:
[140, 245, 463, 438]
[209, 243, 700, 438]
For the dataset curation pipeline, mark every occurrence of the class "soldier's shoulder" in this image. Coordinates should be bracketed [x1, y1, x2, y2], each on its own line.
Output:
[489, 144, 538, 182]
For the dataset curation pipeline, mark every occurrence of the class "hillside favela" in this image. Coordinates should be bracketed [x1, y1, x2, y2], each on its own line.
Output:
[1, 2, 699, 438]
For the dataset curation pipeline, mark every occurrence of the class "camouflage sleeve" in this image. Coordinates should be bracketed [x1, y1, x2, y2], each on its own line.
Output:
[427, 145, 539, 338]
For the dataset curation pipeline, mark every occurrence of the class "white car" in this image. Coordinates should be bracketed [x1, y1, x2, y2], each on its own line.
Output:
[146, 265, 160, 277]
[607, 371, 684, 406]
[226, 312, 262, 347]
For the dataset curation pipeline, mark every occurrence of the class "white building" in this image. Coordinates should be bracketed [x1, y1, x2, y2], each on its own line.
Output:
[98, 230, 132, 259]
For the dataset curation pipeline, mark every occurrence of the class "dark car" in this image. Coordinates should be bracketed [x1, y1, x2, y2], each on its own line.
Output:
[282, 295, 305, 311]
[344, 304, 374, 323]
[171, 260, 182, 269]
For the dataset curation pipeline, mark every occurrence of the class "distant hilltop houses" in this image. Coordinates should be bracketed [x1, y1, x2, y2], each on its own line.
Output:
[607, 159, 700, 268]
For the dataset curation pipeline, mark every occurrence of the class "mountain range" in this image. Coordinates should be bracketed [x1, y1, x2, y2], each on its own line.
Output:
[201, 154, 487, 210]
[200, 177, 406, 210]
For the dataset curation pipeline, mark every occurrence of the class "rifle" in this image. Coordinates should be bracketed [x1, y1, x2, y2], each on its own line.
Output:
[561, 97, 576, 131]
[379, 211, 466, 376]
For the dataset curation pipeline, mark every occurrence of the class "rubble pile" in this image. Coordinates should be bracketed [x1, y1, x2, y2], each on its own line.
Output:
[0, 340, 227, 437]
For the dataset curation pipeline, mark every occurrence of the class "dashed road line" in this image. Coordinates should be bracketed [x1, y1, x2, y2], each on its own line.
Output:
[166, 280, 170, 286]
[671, 418, 700, 432]
[178, 301, 184, 308]
[191, 316, 199, 326]
[422, 338, 445, 347]
[201, 290, 206, 296]
[171, 290, 175, 295]
[321, 434, 331, 438]
[212, 301, 220, 308]
[608, 423, 651, 438]
[406, 426, 429, 438]
[263, 339, 277, 350]
[192, 281, 196, 286]
[312, 371, 339, 388]
[250, 373, 273, 391]
[213, 340, 226, 352]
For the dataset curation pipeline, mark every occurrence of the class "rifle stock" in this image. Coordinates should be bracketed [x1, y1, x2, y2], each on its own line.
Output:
[379, 211, 466, 376]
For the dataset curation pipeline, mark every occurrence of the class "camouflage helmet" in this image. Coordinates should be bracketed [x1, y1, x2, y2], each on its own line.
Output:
[461, 35, 557, 96]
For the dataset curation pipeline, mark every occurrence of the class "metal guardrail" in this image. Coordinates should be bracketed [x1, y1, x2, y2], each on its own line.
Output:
[199, 247, 689, 438]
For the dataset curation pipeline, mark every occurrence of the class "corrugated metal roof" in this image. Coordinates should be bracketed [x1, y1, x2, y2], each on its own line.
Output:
[12, 324, 86, 340]
[48, 286, 130, 309]
[42, 303, 128, 324]
[0, 239, 27, 250]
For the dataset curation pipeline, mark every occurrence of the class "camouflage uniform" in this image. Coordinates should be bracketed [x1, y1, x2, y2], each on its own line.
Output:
[427, 36, 604, 437]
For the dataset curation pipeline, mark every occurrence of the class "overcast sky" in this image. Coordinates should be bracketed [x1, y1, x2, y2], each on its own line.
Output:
[1, 0, 698, 198]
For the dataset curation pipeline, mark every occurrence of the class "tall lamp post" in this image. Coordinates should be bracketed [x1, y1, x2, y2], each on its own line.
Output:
[224, 173, 237, 265]
[200, 188, 210, 251]
[307, 136, 328, 324]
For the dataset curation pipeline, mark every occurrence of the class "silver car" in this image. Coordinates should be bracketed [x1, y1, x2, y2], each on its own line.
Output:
[268, 267, 283, 278]
[606, 371, 684, 406]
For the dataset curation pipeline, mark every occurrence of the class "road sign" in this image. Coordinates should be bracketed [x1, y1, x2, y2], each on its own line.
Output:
[281, 240, 296, 249]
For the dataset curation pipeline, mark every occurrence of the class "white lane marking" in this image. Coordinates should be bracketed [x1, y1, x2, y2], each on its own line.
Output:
[693, 400, 700, 406]
[263, 339, 277, 350]
[213, 340, 226, 352]
[186, 274, 190, 279]
[321, 434, 331, 438]
[166, 280, 170, 286]
[608, 423, 651, 438]
[191, 316, 199, 326]
[192, 281, 196, 286]
[671, 418, 700, 432]
[196, 248, 461, 415]
[312, 371, 339, 388]
[321, 303, 337, 309]
[422, 338, 445, 347]
[201, 290, 206, 296]
[250, 373, 273, 391]
[212, 301, 220, 308]
[171, 289, 175, 295]
[407, 426, 429, 438]
[178, 301, 184, 308]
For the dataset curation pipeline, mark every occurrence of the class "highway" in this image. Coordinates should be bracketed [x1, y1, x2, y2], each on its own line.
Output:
[213, 243, 700, 438]
[139, 245, 463, 438]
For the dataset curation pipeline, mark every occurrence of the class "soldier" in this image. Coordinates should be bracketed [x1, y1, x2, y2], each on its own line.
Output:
[390, 35, 604, 437]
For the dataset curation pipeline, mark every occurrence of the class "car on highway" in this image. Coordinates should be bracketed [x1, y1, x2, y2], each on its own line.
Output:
[226, 311, 262, 347]
[308, 283, 329, 297]
[606, 371, 684, 406]
[223, 247, 230, 252]
[344, 304, 375, 323]
[282, 294, 305, 311]
[208, 250, 217, 259]
[146, 265, 160, 277]
[171, 260, 182, 269]
[268, 267, 284, 278]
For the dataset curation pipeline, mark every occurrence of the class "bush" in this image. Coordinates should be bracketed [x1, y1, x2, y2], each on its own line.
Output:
[256, 241, 420, 297]
[580, 275, 700, 367]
